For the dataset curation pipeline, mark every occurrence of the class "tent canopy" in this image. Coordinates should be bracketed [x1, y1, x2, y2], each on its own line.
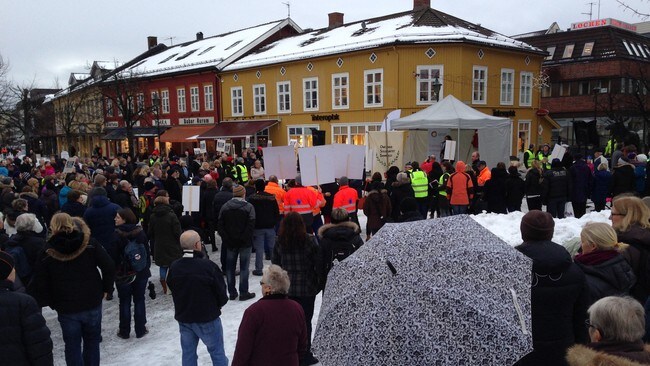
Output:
[391, 95, 511, 167]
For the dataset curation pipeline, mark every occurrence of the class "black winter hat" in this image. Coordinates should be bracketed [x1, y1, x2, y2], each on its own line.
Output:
[0, 251, 15, 280]
[520, 210, 555, 242]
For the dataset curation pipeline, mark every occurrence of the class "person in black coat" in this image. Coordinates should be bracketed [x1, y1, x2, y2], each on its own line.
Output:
[114, 209, 151, 339]
[542, 159, 572, 218]
[112, 180, 138, 217]
[515, 211, 589, 366]
[247, 179, 280, 276]
[569, 155, 593, 218]
[84, 187, 121, 263]
[200, 178, 219, 252]
[213, 178, 234, 270]
[397, 196, 424, 222]
[0, 251, 53, 366]
[591, 163, 612, 212]
[60, 189, 87, 218]
[164, 168, 183, 203]
[389, 172, 414, 222]
[2, 213, 46, 285]
[611, 159, 636, 198]
[28, 213, 115, 366]
[317, 208, 364, 291]
[484, 166, 508, 214]
[525, 161, 544, 211]
[505, 166, 525, 212]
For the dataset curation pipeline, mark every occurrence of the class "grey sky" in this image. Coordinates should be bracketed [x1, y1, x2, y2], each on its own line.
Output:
[1, 0, 646, 87]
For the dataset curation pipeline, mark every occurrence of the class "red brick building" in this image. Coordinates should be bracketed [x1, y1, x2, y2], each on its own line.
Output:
[517, 19, 650, 150]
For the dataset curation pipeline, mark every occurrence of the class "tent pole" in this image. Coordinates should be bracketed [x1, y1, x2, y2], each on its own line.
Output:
[384, 114, 389, 168]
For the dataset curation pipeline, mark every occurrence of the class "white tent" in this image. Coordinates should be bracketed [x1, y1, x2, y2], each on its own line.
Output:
[391, 95, 512, 168]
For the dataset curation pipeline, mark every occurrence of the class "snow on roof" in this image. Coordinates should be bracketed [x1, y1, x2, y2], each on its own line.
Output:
[71, 73, 90, 79]
[94, 61, 123, 70]
[121, 19, 298, 78]
[225, 12, 541, 71]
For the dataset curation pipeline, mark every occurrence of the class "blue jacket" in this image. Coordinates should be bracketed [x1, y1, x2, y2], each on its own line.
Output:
[83, 195, 120, 261]
[569, 159, 592, 203]
[591, 170, 612, 203]
[58, 185, 71, 207]
[634, 164, 646, 195]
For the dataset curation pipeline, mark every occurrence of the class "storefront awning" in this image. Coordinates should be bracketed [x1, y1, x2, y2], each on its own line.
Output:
[101, 127, 169, 140]
[197, 120, 278, 139]
[159, 125, 214, 143]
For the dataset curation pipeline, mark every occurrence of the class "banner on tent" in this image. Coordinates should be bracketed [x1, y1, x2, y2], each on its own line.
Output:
[367, 131, 406, 171]
[263, 146, 297, 180]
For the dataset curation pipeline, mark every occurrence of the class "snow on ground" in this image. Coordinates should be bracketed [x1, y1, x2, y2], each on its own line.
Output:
[44, 208, 611, 365]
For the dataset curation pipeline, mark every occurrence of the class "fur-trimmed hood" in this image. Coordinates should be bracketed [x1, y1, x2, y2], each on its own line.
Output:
[567, 343, 650, 366]
[18, 191, 38, 200]
[46, 217, 91, 261]
[318, 221, 360, 239]
[115, 224, 143, 239]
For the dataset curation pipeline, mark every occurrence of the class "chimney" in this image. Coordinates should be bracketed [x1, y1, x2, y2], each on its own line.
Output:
[147, 36, 157, 49]
[196, 32, 203, 40]
[328, 12, 344, 29]
[413, 0, 430, 10]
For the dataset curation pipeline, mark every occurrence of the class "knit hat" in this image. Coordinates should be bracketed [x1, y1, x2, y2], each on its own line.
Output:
[520, 210, 555, 242]
[637, 154, 648, 163]
[233, 184, 246, 197]
[0, 251, 15, 281]
[144, 181, 156, 191]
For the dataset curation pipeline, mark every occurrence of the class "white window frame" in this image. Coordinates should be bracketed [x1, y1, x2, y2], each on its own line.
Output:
[472, 66, 488, 105]
[500, 68, 514, 106]
[287, 124, 319, 148]
[253, 84, 266, 115]
[518, 120, 531, 152]
[276, 81, 291, 114]
[545, 46, 556, 60]
[231, 87, 243, 117]
[563, 44, 575, 59]
[331, 123, 382, 145]
[204, 84, 214, 111]
[519, 72, 533, 107]
[364, 69, 384, 108]
[161, 89, 170, 114]
[136, 93, 145, 112]
[303, 77, 319, 111]
[416, 65, 444, 105]
[177, 87, 186, 113]
[189, 86, 200, 112]
[332, 73, 350, 110]
[105, 98, 113, 117]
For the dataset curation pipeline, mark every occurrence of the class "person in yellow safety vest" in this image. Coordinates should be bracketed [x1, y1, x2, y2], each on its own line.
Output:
[523, 144, 536, 169]
[436, 161, 453, 218]
[410, 162, 429, 218]
[537, 144, 552, 170]
[604, 138, 616, 157]
[231, 157, 249, 184]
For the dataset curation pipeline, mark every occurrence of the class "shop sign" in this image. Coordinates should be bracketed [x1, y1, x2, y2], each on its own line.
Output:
[311, 114, 340, 122]
[105, 121, 119, 128]
[571, 18, 637, 32]
[492, 109, 516, 117]
[179, 117, 214, 125]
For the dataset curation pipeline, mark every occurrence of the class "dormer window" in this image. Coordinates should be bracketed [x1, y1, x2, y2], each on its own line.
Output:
[562, 44, 574, 59]
[581, 42, 594, 57]
[545, 46, 556, 60]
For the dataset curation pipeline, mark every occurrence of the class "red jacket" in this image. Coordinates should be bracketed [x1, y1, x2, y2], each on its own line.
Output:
[284, 186, 317, 215]
[333, 185, 359, 213]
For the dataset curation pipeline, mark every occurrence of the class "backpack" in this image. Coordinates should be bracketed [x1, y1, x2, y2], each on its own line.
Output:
[5, 245, 31, 280]
[123, 238, 147, 272]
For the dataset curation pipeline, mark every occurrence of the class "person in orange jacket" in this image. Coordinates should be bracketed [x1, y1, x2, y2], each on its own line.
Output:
[446, 161, 474, 215]
[476, 161, 492, 186]
[283, 175, 317, 233]
[307, 185, 326, 236]
[264, 175, 286, 217]
[333, 176, 360, 228]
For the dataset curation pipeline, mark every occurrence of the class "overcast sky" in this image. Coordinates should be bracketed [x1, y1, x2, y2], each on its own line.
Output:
[1, 0, 647, 88]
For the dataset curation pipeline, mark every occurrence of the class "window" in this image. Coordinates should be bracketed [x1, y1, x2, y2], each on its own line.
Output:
[500, 69, 514, 105]
[519, 72, 533, 106]
[303, 77, 318, 111]
[288, 125, 319, 147]
[105, 98, 113, 117]
[545, 46, 556, 60]
[579, 81, 591, 95]
[277, 81, 291, 113]
[253, 84, 266, 115]
[562, 44, 574, 59]
[204, 85, 214, 111]
[177, 88, 186, 113]
[472, 66, 487, 104]
[127, 96, 134, 114]
[190, 86, 200, 112]
[518, 120, 531, 153]
[231, 87, 243, 116]
[416, 65, 443, 104]
[150, 91, 159, 108]
[332, 73, 349, 109]
[332, 124, 382, 145]
[623, 40, 633, 55]
[364, 69, 383, 107]
[161, 90, 170, 114]
[137, 93, 144, 112]
[582, 42, 594, 57]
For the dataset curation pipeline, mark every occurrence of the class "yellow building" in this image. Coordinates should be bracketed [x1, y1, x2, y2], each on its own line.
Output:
[218, 1, 559, 158]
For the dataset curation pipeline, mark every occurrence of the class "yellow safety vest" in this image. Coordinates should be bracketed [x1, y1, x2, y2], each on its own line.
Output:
[411, 170, 428, 198]
[537, 152, 551, 170]
[438, 173, 450, 197]
[232, 164, 249, 183]
[524, 149, 534, 168]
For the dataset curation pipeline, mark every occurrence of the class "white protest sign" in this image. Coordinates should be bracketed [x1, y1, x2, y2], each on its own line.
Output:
[289, 139, 298, 147]
[549, 144, 566, 162]
[132, 188, 138, 198]
[199, 140, 207, 153]
[330, 144, 365, 180]
[216, 139, 226, 152]
[443, 140, 456, 161]
[298, 145, 336, 186]
[62, 160, 75, 174]
[224, 143, 231, 154]
[193, 148, 201, 155]
[182, 185, 201, 213]
[262, 146, 297, 180]
[245, 136, 251, 149]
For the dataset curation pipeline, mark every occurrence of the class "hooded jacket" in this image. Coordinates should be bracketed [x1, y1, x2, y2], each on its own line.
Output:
[148, 203, 182, 267]
[611, 163, 636, 197]
[115, 224, 151, 277]
[591, 169, 612, 204]
[317, 221, 364, 289]
[515, 240, 590, 366]
[83, 194, 120, 260]
[574, 251, 636, 304]
[363, 189, 391, 231]
[28, 218, 115, 314]
[567, 343, 650, 366]
[217, 198, 255, 249]
[484, 167, 508, 213]
[446, 161, 474, 206]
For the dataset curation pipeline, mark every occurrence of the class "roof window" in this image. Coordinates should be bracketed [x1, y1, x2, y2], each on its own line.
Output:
[198, 46, 215, 56]
[225, 40, 242, 51]
[581, 42, 594, 57]
[176, 49, 198, 61]
[545, 46, 556, 60]
[562, 44, 574, 59]
[158, 53, 179, 64]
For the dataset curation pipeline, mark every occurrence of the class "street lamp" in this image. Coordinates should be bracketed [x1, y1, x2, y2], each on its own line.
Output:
[432, 74, 442, 102]
[152, 94, 161, 153]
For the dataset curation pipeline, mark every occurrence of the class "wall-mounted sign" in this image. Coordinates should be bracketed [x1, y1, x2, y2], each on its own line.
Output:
[492, 110, 516, 117]
[311, 114, 340, 122]
[154, 119, 171, 126]
[105, 121, 119, 128]
[179, 117, 214, 125]
[571, 18, 637, 32]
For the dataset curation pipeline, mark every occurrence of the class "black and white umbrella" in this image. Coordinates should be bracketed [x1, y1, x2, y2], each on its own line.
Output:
[312, 215, 533, 365]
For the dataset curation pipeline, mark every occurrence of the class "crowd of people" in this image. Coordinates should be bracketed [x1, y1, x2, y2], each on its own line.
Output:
[1, 140, 650, 365]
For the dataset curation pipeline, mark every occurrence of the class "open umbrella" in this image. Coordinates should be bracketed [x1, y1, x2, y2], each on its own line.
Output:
[312, 215, 533, 365]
